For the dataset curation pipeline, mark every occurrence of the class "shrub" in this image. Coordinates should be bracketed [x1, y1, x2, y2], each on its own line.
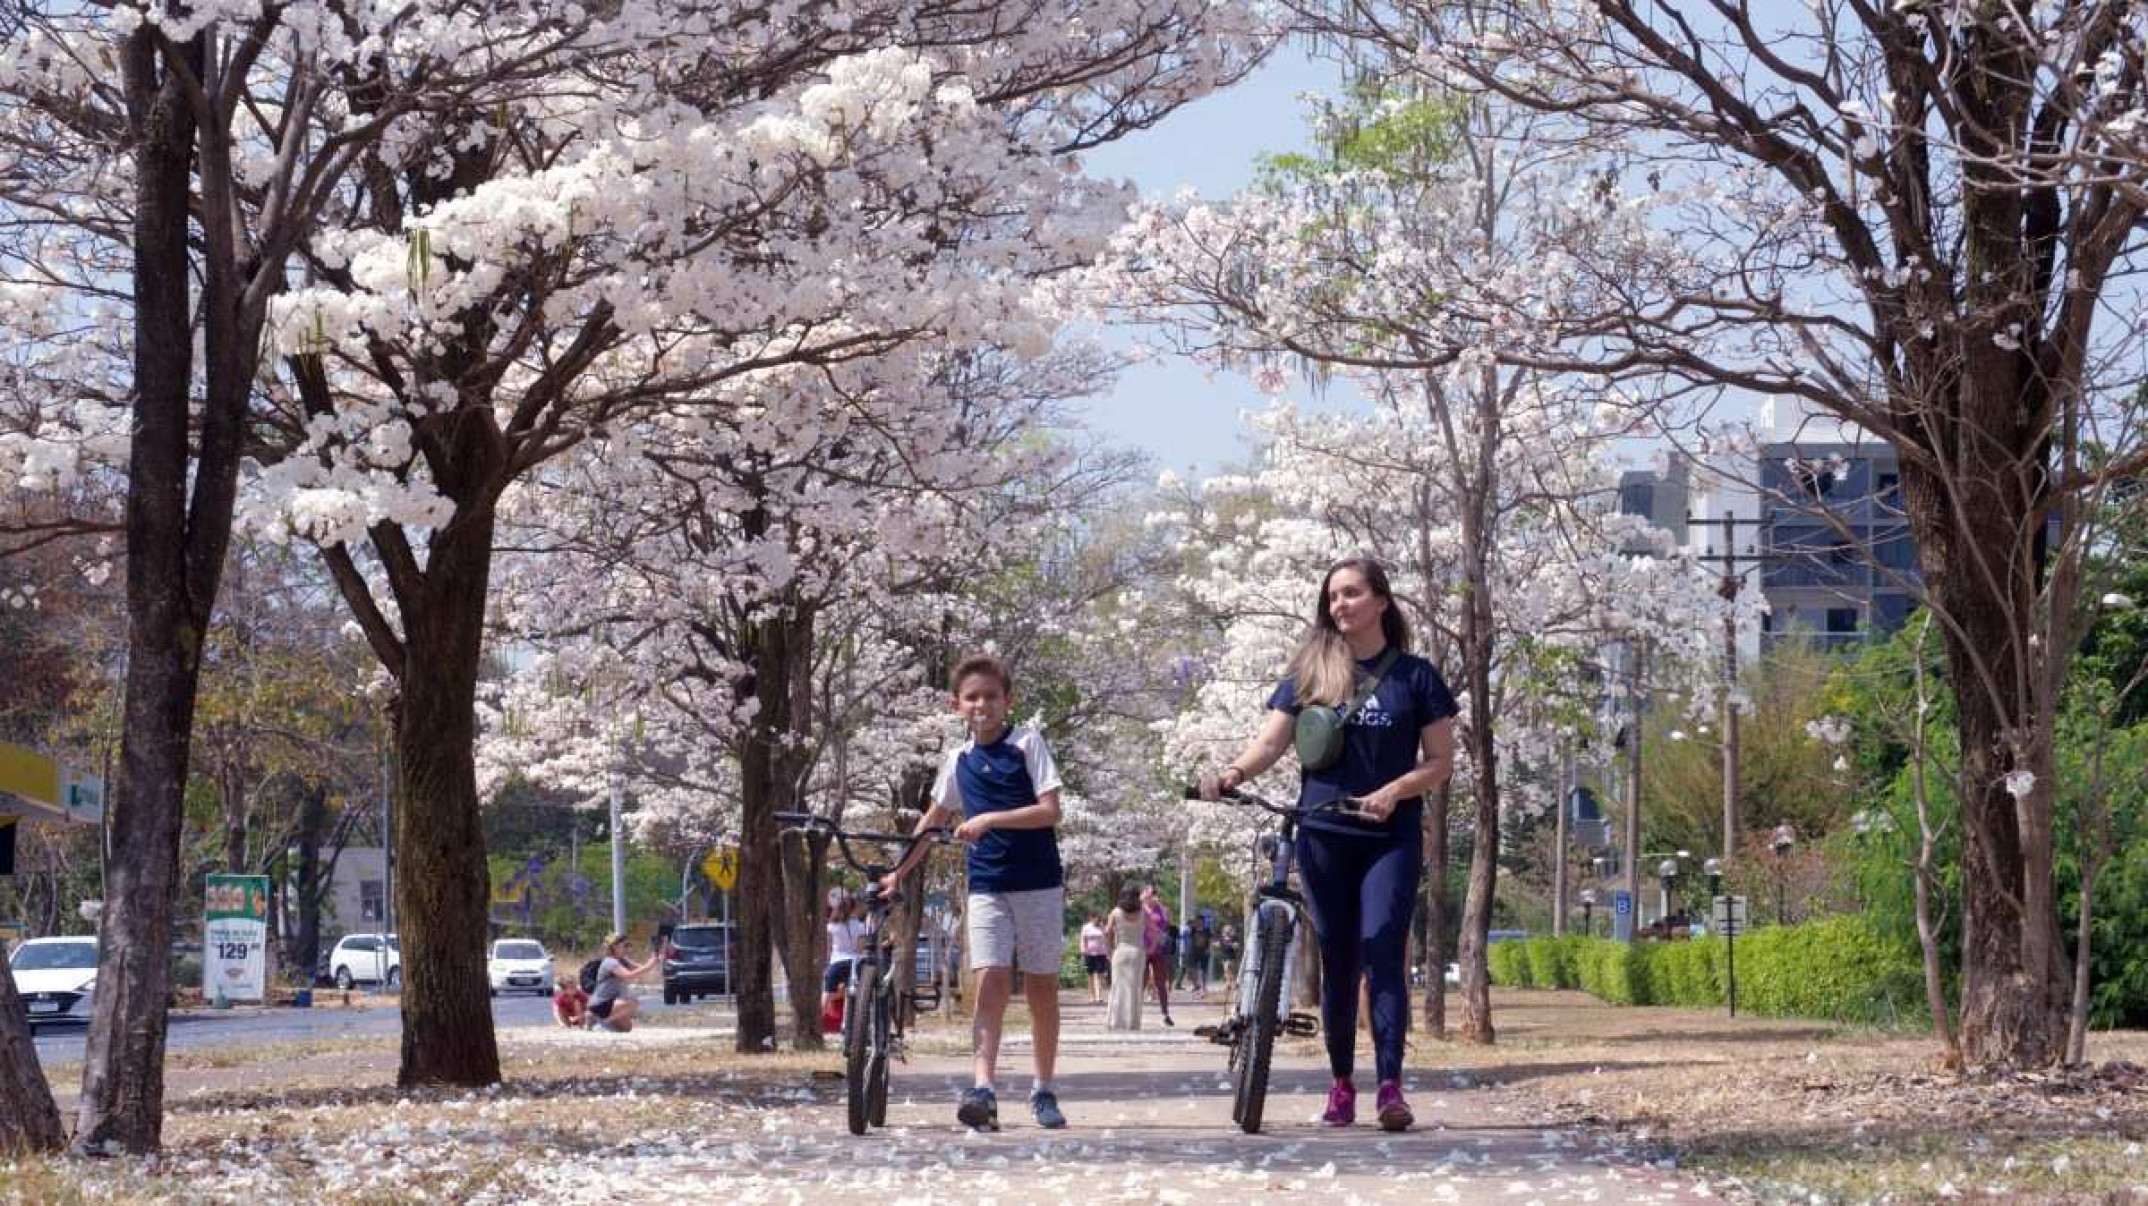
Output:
[1498, 917, 1926, 1026]
[1488, 939, 1528, 987]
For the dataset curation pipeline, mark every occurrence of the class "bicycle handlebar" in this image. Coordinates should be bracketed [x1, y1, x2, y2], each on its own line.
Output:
[1180, 785, 1366, 820]
[771, 811, 954, 883]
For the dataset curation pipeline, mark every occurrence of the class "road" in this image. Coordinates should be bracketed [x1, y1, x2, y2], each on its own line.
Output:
[29, 988, 734, 1067]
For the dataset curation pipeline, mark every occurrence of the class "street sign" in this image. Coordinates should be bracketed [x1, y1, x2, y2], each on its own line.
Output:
[1711, 894, 1749, 935]
[703, 846, 739, 893]
[1611, 890, 1635, 942]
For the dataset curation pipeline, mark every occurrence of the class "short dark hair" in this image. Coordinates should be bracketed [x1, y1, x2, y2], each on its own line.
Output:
[949, 653, 1012, 695]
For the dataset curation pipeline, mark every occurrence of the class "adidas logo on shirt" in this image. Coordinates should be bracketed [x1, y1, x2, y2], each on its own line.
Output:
[1355, 692, 1396, 728]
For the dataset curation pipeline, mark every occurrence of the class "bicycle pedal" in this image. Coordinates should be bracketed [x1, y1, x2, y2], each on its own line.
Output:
[1283, 1012, 1320, 1037]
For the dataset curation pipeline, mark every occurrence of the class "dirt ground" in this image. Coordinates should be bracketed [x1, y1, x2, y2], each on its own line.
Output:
[4, 988, 2143, 1203]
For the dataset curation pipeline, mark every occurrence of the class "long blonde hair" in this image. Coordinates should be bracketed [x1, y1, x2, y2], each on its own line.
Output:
[1287, 557, 1412, 706]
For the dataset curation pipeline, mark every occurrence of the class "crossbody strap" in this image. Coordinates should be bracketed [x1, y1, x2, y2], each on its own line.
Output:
[1340, 647, 1401, 722]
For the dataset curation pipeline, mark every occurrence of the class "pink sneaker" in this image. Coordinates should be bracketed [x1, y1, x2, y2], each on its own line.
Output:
[1375, 1080, 1414, 1132]
[1321, 1078, 1356, 1127]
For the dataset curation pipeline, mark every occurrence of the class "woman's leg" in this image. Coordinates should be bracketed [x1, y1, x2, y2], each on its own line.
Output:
[1148, 951, 1172, 1015]
[1295, 830, 1370, 1079]
[1358, 838, 1425, 1084]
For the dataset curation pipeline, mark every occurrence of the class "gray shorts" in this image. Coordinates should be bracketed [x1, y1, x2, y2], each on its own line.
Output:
[966, 886, 1065, 976]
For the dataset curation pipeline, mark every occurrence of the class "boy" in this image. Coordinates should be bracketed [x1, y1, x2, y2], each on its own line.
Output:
[881, 653, 1067, 1132]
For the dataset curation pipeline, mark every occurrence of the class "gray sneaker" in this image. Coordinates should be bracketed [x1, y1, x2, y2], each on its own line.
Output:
[957, 1085, 1000, 1132]
[1030, 1089, 1067, 1129]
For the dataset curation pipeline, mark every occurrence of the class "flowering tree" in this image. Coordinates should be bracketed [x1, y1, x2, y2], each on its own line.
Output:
[1275, 0, 2148, 1066]
[1113, 91, 1730, 1040]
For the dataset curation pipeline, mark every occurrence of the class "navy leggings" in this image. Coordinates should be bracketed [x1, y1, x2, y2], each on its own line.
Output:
[1295, 828, 1422, 1083]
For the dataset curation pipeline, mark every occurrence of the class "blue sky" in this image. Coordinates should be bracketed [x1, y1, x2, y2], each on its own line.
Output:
[1071, 47, 1347, 477]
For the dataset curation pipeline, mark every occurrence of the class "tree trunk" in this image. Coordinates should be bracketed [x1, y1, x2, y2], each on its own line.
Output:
[293, 783, 326, 979]
[2066, 862, 2097, 1066]
[1908, 446, 2070, 1068]
[777, 827, 828, 1050]
[222, 765, 248, 874]
[732, 609, 790, 1052]
[72, 22, 208, 1157]
[391, 508, 502, 1089]
[0, 958, 64, 1153]
[1420, 784, 1448, 1038]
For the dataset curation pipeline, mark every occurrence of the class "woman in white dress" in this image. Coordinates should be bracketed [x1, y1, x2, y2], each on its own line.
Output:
[1104, 883, 1146, 1030]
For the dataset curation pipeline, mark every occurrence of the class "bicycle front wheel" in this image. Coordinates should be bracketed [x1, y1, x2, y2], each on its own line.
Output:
[1235, 914, 1291, 1134]
[845, 961, 880, 1136]
[867, 979, 893, 1127]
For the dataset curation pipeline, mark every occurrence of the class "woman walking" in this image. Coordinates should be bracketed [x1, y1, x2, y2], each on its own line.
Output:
[1104, 885, 1146, 1030]
[1139, 885, 1175, 1026]
[1080, 914, 1111, 1004]
[1199, 555, 1457, 1132]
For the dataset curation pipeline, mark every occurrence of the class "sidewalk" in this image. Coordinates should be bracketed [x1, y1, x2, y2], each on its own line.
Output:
[520, 992, 1731, 1204]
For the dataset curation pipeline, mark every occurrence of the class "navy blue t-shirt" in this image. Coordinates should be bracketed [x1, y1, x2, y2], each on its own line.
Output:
[1266, 650, 1460, 838]
[932, 724, 1065, 893]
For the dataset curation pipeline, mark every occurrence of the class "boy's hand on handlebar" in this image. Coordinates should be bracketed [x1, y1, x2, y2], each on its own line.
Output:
[953, 815, 994, 843]
[876, 871, 903, 898]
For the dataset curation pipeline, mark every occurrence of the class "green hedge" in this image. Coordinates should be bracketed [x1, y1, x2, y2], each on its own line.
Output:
[1487, 915, 1927, 1026]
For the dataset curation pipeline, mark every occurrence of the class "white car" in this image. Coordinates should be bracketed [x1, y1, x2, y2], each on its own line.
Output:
[486, 939, 552, 996]
[327, 933, 401, 989]
[11, 936, 98, 1027]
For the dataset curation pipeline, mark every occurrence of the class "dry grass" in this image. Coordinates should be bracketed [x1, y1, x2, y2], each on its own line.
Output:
[1424, 989, 2148, 1203]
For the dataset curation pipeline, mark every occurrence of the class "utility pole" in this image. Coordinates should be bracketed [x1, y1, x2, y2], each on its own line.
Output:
[1622, 640, 1646, 924]
[608, 771, 627, 936]
[1690, 511, 1774, 864]
[1553, 742, 1573, 936]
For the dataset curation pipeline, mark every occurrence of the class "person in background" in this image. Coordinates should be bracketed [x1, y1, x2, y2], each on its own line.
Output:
[551, 976, 589, 1029]
[588, 932, 666, 1033]
[1139, 885, 1175, 1027]
[1216, 922, 1241, 989]
[1104, 885, 1146, 1030]
[1079, 914, 1111, 1005]
[1187, 917, 1214, 997]
[823, 890, 866, 1034]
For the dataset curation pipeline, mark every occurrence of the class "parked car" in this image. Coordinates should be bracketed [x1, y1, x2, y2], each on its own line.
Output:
[486, 939, 552, 996]
[327, 932, 401, 989]
[662, 923, 733, 1004]
[11, 935, 98, 1028]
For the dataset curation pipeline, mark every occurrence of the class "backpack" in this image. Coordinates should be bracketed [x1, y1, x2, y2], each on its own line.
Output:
[578, 957, 603, 994]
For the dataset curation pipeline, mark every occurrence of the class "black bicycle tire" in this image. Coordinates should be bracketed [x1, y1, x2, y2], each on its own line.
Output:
[867, 976, 892, 1127]
[1237, 914, 1290, 1134]
[845, 960, 879, 1136]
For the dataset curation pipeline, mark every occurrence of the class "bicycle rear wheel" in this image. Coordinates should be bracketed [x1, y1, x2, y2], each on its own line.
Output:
[845, 961, 880, 1136]
[867, 975, 893, 1127]
[1234, 914, 1290, 1134]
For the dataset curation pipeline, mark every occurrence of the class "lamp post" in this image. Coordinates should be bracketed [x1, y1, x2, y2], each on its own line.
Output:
[1657, 858, 1682, 933]
[1580, 888, 1598, 938]
[1771, 823, 1796, 925]
[1705, 857, 1736, 1016]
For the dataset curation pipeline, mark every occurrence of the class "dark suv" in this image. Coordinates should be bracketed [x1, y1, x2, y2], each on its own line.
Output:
[662, 923, 734, 1004]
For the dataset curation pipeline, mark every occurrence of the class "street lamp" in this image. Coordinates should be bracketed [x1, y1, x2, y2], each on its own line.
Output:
[1657, 858, 1682, 932]
[1704, 857, 1738, 1016]
[1771, 823, 1796, 925]
[1580, 888, 1598, 937]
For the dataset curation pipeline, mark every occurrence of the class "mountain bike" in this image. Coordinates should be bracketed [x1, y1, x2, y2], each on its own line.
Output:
[774, 812, 952, 1136]
[1185, 786, 1361, 1134]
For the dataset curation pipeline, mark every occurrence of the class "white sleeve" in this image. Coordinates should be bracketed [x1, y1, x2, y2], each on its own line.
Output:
[1018, 727, 1064, 797]
[931, 747, 963, 813]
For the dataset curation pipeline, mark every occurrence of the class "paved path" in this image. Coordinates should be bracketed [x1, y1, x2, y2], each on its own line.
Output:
[517, 995, 1730, 1204]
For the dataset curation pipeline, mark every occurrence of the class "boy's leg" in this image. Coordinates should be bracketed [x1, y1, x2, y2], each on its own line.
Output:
[971, 965, 1013, 1088]
[1024, 972, 1059, 1087]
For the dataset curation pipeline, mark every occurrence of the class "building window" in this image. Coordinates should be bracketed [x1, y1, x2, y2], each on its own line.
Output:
[1793, 459, 1837, 500]
[360, 879, 385, 922]
[1827, 608, 1859, 634]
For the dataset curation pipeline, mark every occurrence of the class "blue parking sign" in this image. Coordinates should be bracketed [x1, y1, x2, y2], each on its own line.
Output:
[1611, 890, 1635, 942]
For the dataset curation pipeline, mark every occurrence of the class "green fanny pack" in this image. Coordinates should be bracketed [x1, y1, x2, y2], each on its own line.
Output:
[1293, 647, 1399, 772]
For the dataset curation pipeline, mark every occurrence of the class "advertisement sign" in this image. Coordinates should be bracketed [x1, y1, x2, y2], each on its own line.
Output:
[205, 874, 270, 1002]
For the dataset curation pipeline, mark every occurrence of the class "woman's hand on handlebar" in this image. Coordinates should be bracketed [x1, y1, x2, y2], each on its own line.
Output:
[1195, 766, 1244, 801]
[1351, 787, 1399, 823]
